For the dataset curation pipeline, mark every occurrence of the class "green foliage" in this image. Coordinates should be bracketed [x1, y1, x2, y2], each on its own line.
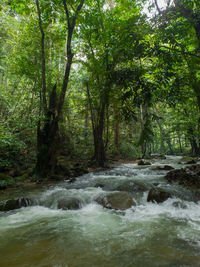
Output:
[118, 141, 141, 159]
[0, 127, 26, 169]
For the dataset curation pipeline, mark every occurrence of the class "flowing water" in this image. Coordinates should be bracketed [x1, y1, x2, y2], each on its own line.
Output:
[0, 156, 200, 267]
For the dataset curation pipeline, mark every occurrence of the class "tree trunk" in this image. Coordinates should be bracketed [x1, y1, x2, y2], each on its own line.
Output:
[166, 134, 173, 154]
[35, 84, 59, 177]
[93, 104, 106, 166]
[35, 0, 85, 177]
[36, 117, 58, 177]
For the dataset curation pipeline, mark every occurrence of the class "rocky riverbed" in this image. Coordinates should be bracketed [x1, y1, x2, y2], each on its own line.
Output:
[0, 155, 200, 266]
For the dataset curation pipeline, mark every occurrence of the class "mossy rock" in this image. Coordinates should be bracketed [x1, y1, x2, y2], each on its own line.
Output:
[15, 173, 29, 182]
[179, 156, 197, 164]
[0, 198, 32, 211]
[116, 181, 147, 192]
[95, 192, 136, 210]
[165, 166, 200, 189]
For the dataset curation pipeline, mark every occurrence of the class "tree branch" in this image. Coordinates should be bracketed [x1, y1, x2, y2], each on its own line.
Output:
[154, 0, 161, 14]
[160, 45, 200, 59]
[58, 0, 85, 117]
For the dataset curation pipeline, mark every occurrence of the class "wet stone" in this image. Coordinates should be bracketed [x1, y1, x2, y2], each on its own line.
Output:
[95, 192, 136, 210]
[152, 165, 174, 171]
[116, 181, 147, 192]
[165, 167, 200, 189]
[138, 160, 151, 166]
[57, 198, 81, 210]
[0, 198, 32, 212]
[147, 188, 172, 203]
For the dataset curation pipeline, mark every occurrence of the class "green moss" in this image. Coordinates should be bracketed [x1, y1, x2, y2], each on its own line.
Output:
[0, 177, 15, 187]
[0, 173, 12, 180]
[15, 173, 28, 182]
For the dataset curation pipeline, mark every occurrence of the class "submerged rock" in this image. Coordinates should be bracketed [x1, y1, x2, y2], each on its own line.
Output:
[152, 165, 174, 171]
[94, 183, 105, 189]
[147, 188, 172, 203]
[0, 198, 31, 212]
[172, 201, 187, 209]
[116, 181, 147, 192]
[138, 160, 151, 166]
[95, 192, 136, 210]
[57, 198, 81, 210]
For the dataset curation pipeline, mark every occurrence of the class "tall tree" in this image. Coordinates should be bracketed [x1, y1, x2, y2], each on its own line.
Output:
[35, 0, 85, 177]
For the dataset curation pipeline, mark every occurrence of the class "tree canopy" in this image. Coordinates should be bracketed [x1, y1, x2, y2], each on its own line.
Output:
[0, 0, 200, 179]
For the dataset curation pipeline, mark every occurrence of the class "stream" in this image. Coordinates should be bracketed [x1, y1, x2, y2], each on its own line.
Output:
[0, 156, 200, 267]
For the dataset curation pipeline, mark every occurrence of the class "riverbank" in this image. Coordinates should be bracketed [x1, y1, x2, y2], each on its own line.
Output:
[1, 154, 198, 193]
[0, 157, 139, 192]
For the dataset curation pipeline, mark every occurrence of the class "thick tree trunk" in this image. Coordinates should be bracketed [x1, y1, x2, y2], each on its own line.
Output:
[93, 104, 106, 166]
[93, 125, 105, 166]
[36, 117, 58, 177]
[35, 0, 85, 177]
[35, 84, 59, 177]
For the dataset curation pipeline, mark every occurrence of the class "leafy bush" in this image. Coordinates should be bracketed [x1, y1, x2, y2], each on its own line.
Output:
[112, 141, 141, 159]
[0, 127, 26, 169]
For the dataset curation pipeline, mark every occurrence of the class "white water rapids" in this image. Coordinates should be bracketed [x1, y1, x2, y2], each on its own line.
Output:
[0, 156, 200, 266]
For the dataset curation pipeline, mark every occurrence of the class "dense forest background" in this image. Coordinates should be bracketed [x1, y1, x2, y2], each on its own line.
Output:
[0, 0, 200, 181]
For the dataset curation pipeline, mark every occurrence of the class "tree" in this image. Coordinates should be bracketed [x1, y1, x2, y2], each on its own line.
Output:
[35, 0, 85, 177]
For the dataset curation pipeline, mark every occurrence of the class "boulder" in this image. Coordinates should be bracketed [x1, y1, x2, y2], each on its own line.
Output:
[116, 181, 147, 192]
[165, 167, 200, 189]
[179, 156, 197, 165]
[0, 198, 31, 212]
[138, 160, 151, 166]
[147, 188, 172, 203]
[57, 198, 81, 210]
[152, 165, 174, 171]
[95, 192, 136, 210]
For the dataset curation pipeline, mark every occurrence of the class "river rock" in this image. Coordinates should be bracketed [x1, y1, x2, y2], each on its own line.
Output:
[179, 156, 197, 165]
[138, 160, 151, 166]
[165, 167, 200, 189]
[151, 154, 166, 160]
[152, 165, 174, 171]
[95, 192, 136, 210]
[57, 198, 81, 210]
[116, 181, 147, 192]
[0, 198, 32, 212]
[172, 201, 187, 209]
[94, 183, 105, 189]
[147, 188, 172, 203]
